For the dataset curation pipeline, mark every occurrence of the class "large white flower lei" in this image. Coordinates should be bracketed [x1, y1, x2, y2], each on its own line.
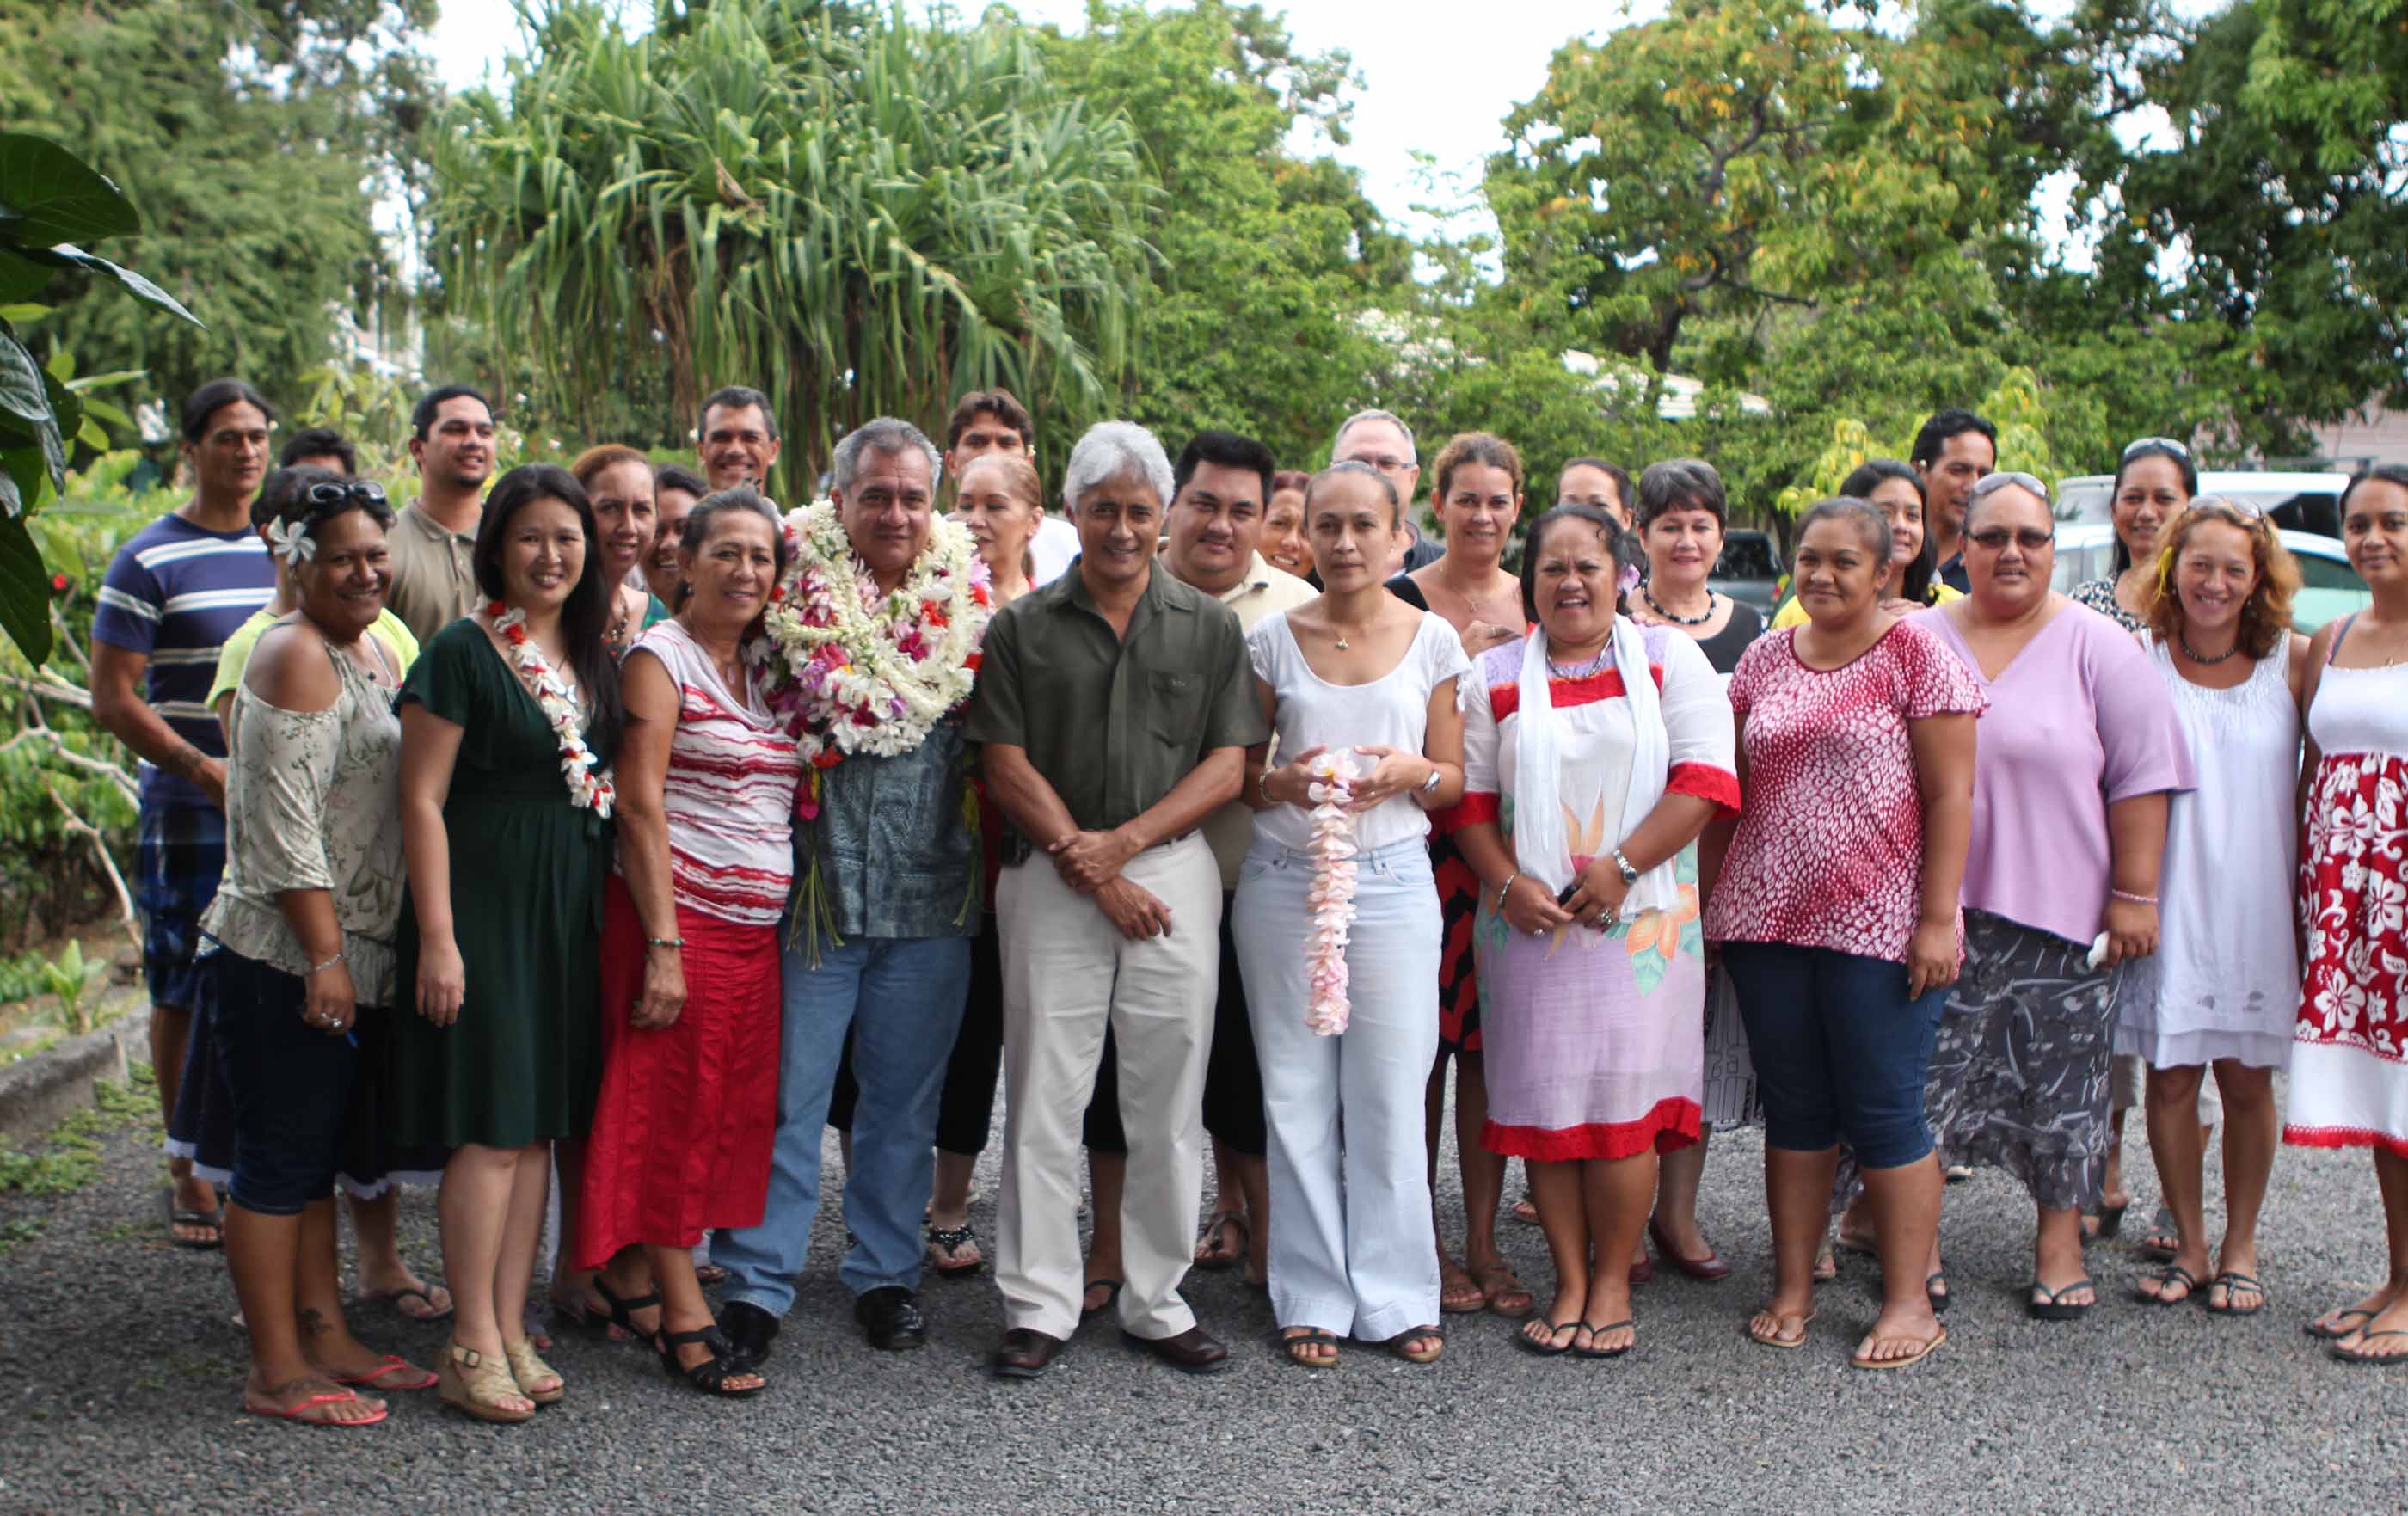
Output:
[758, 500, 992, 766]
[482, 603, 615, 817]
[1304, 751, 1361, 1035]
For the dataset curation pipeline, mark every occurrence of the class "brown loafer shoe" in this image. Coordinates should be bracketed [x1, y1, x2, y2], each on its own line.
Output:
[1123, 1324, 1230, 1374]
[992, 1328, 1064, 1380]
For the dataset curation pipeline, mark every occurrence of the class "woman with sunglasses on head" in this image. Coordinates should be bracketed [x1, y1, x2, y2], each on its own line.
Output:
[198, 467, 426, 1427]
[390, 464, 626, 1421]
[2290, 465, 2408, 1362]
[2118, 500, 2306, 1317]
[1887, 471, 2191, 1322]
[2069, 439, 2205, 1251]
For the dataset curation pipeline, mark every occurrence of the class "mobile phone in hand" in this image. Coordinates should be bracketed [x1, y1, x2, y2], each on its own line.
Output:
[1556, 880, 1582, 908]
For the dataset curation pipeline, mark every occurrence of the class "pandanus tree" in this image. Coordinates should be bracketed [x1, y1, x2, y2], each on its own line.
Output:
[424, 0, 1154, 498]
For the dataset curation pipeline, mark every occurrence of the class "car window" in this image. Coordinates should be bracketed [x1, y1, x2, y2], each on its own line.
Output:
[2294, 549, 2362, 591]
[2056, 481, 2112, 525]
[1712, 536, 1778, 579]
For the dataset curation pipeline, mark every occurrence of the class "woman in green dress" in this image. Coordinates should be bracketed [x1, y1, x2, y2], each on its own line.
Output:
[393, 464, 624, 1422]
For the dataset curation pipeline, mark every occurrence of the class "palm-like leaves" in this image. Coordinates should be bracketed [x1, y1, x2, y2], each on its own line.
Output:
[425, 0, 1152, 494]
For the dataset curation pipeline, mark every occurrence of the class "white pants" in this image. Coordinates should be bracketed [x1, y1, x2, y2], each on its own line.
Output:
[996, 834, 1222, 1341]
[1232, 836, 1443, 1341]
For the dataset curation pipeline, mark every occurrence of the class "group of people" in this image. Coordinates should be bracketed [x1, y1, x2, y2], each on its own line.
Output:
[87, 374, 2408, 1426]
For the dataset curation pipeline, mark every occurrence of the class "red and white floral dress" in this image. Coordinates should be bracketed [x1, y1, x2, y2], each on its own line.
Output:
[2287, 622, 2408, 1158]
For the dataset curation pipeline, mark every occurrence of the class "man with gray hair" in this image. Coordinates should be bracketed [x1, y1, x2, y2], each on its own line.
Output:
[969, 420, 1267, 1379]
[714, 414, 983, 1365]
[1333, 407, 1443, 571]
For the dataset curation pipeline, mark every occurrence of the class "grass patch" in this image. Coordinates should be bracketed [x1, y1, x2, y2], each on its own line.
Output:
[0, 1061, 157, 1198]
[0, 1216, 45, 1255]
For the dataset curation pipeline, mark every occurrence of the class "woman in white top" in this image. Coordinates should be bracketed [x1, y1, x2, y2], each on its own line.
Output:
[1235, 462, 1468, 1369]
[2121, 500, 2307, 1315]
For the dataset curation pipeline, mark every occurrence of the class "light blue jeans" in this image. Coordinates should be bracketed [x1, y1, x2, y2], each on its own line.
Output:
[714, 934, 972, 1314]
[1232, 835, 1443, 1341]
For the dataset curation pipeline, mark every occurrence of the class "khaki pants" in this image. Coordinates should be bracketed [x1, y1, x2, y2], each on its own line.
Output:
[995, 834, 1221, 1341]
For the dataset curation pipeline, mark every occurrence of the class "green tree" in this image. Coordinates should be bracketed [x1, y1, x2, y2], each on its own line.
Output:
[424, 0, 1153, 499]
[0, 0, 436, 420]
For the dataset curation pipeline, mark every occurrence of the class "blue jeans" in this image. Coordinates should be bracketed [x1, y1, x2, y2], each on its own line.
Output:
[713, 935, 972, 1312]
[1722, 941, 1949, 1169]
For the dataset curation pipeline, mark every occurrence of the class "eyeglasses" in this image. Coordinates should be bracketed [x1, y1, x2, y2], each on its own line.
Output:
[2122, 435, 2192, 460]
[1966, 526, 2055, 551]
[304, 480, 388, 508]
[1342, 454, 1414, 476]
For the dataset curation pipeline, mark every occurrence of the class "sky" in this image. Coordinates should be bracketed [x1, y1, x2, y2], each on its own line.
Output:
[423, 0, 1661, 239]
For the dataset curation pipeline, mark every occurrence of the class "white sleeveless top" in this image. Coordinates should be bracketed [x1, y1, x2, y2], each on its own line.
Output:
[2117, 635, 2300, 1067]
[1245, 610, 1469, 854]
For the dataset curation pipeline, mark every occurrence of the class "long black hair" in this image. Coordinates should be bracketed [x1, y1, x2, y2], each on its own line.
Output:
[473, 463, 625, 759]
[1840, 457, 1935, 605]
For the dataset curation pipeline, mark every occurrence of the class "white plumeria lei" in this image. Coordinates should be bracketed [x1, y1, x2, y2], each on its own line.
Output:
[757, 500, 992, 765]
[1303, 750, 1361, 1036]
[482, 603, 615, 817]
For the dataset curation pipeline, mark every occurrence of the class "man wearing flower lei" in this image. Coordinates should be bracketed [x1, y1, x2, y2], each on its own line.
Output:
[968, 421, 1269, 1380]
[712, 419, 992, 1365]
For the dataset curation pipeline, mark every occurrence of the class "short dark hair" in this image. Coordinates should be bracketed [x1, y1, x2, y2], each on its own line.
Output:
[1559, 457, 1632, 508]
[1909, 408, 1998, 469]
[2340, 463, 2408, 518]
[1636, 458, 1727, 528]
[278, 427, 355, 475]
[2109, 439, 2199, 574]
[180, 377, 273, 444]
[653, 462, 708, 500]
[1306, 459, 1403, 527]
[946, 390, 1034, 452]
[471, 463, 623, 757]
[1839, 457, 1933, 605]
[1518, 504, 1634, 624]
[1794, 495, 1891, 564]
[1172, 430, 1275, 506]
[679, 485, 791, 599]
[411, 384, 493, 441]
[699, 385, 777, 440]
[252, 465, 392, 537]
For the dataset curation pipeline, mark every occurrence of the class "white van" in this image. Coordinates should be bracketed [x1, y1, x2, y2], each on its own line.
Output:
[2055, 470, 2349, 537]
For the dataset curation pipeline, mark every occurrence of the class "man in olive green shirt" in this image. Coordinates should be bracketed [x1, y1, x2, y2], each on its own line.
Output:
[969, 421, 1267, 1381]
[385, 385, 495, 644]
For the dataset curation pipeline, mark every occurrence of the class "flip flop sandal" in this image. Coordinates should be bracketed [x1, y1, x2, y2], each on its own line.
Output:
[2087, 1200, 2130, 1242]
[925, 1222, 986, 1280]
[2205, 1271, 2266, 1317]
[332, 1355, 438, 1392]
[1511, 1196, 1542, 1226]
[167, 1192, 224, 1251]
[1474, 1262, 1535, 1321]
[243, 1383, 389, 1427]
[1926, 1273, 1952, 1314]
[2306, 1307, 2377, 1341]
[356, 1285, 452, 1323]
[1276, 1328, 1341, 1368]
[1812, 1246, 1839, 1284]
[1514, 1319, 1581, 1357]
[2328, 1329, 2408, 1366]
[2134, 1264, 2201, 1307]
[2029, 1278, 2096, 1321]
[1573, 1319, 1635, 1359]
[1439, 1267, 1487, 1316]
[1850, 1321, 1947, 1372]
[1080, 1279, 1124, 1321]
[1192, 1210, 1250, 1272]
[1747, 1310, 1814, 1350]
[1386, 1326, 1444, 1365]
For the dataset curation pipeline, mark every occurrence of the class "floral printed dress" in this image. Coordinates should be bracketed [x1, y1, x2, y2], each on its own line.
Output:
[2286, 628, 2408, 1157]
[1450, 626, 1739, 1161]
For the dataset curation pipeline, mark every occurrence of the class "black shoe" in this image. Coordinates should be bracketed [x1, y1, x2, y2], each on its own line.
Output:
[719, 1299, 782, 1371]
[1123, 1323, 1231, 1374]
[855, 1286, 927, 1352]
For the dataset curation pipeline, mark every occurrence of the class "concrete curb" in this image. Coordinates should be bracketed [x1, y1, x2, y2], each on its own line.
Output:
[0, 1017, 141, 1150]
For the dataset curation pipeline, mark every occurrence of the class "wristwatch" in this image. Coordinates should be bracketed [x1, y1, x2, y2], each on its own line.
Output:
[1420, 765, 1444, 795]
[1610, 847, 1640, 886]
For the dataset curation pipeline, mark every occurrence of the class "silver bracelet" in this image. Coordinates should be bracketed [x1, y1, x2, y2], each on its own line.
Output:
[305, 952, 344, 976]
[2110, 889, 2157, 906]
[1496, 870, 1520, 911]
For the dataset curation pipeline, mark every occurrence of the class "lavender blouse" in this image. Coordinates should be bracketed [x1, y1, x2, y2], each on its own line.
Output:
[1909, 600, 2195, 947]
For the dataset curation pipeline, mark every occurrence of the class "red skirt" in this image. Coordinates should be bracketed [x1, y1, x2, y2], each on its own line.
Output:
[573, 876, 782, 1267]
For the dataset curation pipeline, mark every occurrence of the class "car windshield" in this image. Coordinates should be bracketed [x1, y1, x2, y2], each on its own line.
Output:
[1713, 536, 1778, 580]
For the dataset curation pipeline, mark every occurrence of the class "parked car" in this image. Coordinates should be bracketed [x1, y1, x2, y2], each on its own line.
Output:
[2052, 521, 2368, 632]
[1711, 529, 1784, 611]
[2055, 470, 2348, 537]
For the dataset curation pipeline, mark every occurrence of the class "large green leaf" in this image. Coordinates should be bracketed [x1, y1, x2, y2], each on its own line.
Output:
[0, 330, 52, 428]
[0, 443, 46, 512]
[0, 134, 140, 249]
[0, 248, 50, 304]
[0, 506, 52, 665]
[47, 246, 202, 328]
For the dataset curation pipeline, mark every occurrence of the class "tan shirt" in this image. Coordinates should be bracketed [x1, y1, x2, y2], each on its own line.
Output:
[385, 500, 481, 646]
[1194, 552, 1318, 891]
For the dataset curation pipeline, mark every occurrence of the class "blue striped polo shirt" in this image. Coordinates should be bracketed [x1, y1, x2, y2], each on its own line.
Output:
[92, 513, 276, 810]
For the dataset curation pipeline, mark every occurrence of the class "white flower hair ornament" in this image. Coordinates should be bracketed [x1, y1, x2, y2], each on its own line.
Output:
[266, 517, 317, 567]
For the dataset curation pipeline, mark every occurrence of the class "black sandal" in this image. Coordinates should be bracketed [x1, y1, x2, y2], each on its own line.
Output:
[925, 1222, 985, 1280]
[593, 1276, 663, 1341]
[1276, 1328, 1340, 1368]
[655, 1324, 764, 1397]
[2135, 1264, 2201, 1307]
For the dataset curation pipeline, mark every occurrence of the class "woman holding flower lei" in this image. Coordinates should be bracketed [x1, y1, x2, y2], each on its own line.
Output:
[392, 464, 627, 1421]
[1233, 461, 1467, 1370]
[1448, 504, 1737, 1363]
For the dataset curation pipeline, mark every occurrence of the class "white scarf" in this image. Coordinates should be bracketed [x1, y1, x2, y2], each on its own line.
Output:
[1510, 615, 1677, 916]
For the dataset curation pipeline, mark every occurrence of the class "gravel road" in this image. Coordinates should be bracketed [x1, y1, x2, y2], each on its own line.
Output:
[0, 1090, 2396, 1516]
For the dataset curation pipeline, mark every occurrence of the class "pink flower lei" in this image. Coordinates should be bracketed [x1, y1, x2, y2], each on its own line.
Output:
[1304, 750, 1361, 1036]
